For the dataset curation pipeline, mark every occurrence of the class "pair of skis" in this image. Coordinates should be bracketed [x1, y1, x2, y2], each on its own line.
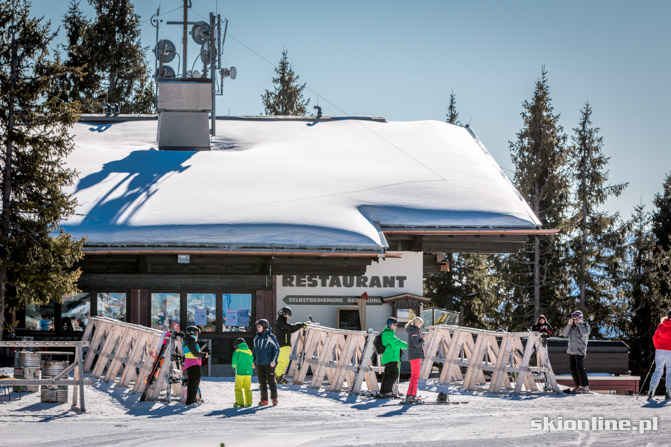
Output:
[140, 331, 184, 402]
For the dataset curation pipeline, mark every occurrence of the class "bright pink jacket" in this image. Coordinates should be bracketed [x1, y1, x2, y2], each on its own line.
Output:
[653, 318, 671, 351]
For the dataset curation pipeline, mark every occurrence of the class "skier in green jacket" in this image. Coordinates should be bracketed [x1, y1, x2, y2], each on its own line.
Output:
[232, 337, 254, 407]
[380, 317, 407, 397]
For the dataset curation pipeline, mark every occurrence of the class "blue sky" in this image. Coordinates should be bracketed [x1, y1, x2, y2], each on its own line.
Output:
[33, 0, 671, 218]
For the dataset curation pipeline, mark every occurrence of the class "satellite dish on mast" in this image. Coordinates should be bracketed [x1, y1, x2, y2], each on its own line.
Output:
[190, 21, 211, 45]
[200, 44, 213, 66]
[154, 40, 176, 63]
[221, 66, 237, 80]
[156, 65, 175, 78]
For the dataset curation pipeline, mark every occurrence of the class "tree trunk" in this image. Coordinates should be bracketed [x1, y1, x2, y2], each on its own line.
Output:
[534, 235, 540, 321]
[0, 27, 18, 341]
[579, 147, 587, 309]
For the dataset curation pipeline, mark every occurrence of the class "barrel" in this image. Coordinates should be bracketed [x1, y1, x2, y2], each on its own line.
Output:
[13, 352, 41, 392]
[40, 360, 69, 403]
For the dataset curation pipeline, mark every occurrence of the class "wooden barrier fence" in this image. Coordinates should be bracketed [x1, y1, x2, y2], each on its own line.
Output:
[420, 325, 560, 394]
[286, 325, 381, 394]
[80, 317, 183, 401]
[283, 324, 559, 395]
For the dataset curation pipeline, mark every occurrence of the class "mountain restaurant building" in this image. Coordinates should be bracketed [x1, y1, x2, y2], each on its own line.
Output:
[5, 114, 553, 375]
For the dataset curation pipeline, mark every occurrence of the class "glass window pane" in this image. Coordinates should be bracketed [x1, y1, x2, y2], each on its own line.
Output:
[61, 293, 91, 331]
[151, 293, 181, 331]
[97, 293, 127, 321]
[186, 293, 216, 333]
[25, 302, 55, 331]
[421, 309, 434, 326]
[222, 293, 252, 332]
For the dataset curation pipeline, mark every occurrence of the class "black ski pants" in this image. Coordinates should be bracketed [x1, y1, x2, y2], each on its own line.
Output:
[257, 364, 278, 401]
[569, 354, 589, 388]
[380, 361, 399, 394]
[185, 364, 202, 405]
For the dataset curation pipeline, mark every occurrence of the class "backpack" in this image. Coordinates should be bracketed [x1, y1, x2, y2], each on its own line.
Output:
[373, 332, 386, 355]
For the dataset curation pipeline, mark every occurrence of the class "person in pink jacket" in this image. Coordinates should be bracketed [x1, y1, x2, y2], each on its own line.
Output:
[648, 310, 671, 400]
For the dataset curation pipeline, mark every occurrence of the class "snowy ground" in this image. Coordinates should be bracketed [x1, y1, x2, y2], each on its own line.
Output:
[1, 374, 669, 447]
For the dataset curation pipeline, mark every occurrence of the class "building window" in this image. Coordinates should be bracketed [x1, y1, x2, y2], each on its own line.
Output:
[186, 293, 216, 333]
[97, 293, 127, 321]
[222, 293, 252, 332]
[151, 293, 181, 331]
[61, 293, 90, 331]
[25, 302, 55, 331]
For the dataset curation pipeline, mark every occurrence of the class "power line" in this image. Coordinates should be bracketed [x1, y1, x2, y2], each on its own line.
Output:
[194, 13, 447, 182]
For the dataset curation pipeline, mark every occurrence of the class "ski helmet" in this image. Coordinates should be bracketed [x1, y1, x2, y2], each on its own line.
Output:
[386, 317, 398, 327]
[233, 338, 246, 349]
[437, 392, 448, 403]
[278, 306, 293, 317]
[571, 310, 583, 320]
[256, 319, 269, 330]
[186, 325, 201, 335]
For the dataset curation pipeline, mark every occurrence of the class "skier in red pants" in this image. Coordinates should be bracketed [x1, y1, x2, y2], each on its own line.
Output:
[405, 317, 425, 402]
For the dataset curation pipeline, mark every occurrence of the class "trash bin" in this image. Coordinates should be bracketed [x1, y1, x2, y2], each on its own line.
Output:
[41, 360, 68, 403]
[14, 352, 41, 392]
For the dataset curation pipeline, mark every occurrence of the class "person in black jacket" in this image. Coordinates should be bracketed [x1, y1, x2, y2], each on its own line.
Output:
[531, 314, 554, 347]
[274, 306, 305, 384]
[405, 317, 425, 402]
[253, 319, 280, 405]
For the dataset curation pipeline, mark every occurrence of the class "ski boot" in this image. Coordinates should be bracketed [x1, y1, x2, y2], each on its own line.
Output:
[275, 375, 288, 384]
[258, 400, 268, 406]
[272, 398, 278, 406]
[666, 388, 671, 400]
[648, 390, 655, 400]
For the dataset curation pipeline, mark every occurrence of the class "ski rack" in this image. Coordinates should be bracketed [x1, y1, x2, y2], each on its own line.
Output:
[80, 317, 184, 401]
[286, 324, 381, 394]
[419, 325, 560, 394]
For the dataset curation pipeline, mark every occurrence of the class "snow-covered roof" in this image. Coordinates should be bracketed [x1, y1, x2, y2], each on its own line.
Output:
[61, 117, 541, 253]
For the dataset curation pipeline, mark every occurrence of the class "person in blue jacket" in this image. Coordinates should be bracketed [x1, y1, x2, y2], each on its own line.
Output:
[253, 319, 280, 406]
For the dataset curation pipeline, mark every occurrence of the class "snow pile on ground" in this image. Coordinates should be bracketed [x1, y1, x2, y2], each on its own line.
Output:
[60, 119, 539, 251]
[1, 375, 668, 447]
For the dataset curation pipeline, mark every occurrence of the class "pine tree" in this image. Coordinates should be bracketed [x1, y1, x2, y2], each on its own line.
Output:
[566, 102, 627, 334]
[0, 0, 85, 338]
[262, 50, 310, 116]
[618, 206, 661, 378]
[61, 0, 154, 113]
[446, 91, 460, 125]
[652, 173, 671, 301]
[503, 68, 570, 330]
[424, 254, 506, 329]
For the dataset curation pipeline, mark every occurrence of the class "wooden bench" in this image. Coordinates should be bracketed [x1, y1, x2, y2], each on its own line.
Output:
[554, 374, 640, 394]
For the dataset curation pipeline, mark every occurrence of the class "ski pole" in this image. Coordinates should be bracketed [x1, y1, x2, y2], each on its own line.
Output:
[637, 359, 655, 399]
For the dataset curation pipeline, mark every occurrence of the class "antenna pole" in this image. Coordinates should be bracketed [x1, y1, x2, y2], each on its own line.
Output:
[182, 0, 188, 79]
[210, 13, 216, 136]
[152, 7, 160, 111]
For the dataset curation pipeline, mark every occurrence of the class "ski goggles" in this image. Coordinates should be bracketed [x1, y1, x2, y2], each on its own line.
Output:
[571, 312, 583, 319]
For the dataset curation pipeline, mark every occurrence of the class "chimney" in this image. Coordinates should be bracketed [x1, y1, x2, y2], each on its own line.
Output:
[157, 79, 212, 150]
